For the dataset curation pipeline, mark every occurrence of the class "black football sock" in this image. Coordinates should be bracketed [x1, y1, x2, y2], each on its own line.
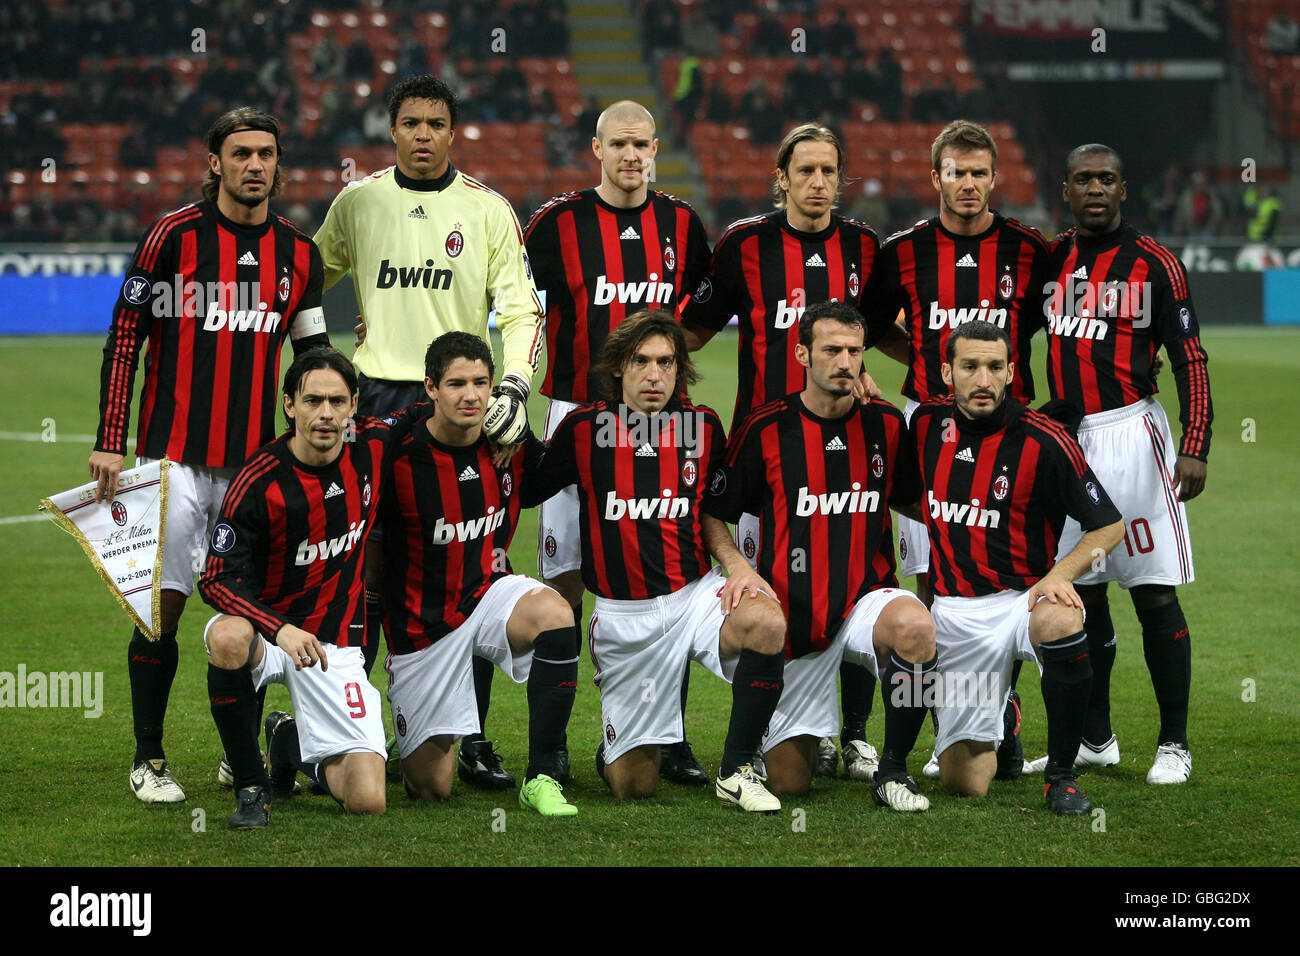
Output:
[721, 649, 785, 777]
[1080, 588, 1117, 745]
[467, 654, 495, 744]
[1038, 631, 1093, 783]
[525, 626, 579, 781]
[129, 627, 178, 763]
[1010, 659, 1024, 691]
[252, 685, 267, 743]
[570, 600, 584, 645]
[878, 652, 937, 778]
[362, 589, 383, 677]
[1137, 599, 1191, 748]
[839, 660, 875, 742]
[267, 713, 311, 787]
[207, 664, 266, 790]
[678, 662, 691, 735]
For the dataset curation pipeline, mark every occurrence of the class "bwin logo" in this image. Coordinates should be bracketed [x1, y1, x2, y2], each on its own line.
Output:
[203, 300, 283, 333]
[928, 490, 1000, 528]
[603, 490, 689, 520]
[377, 258, 452, 290]
[1047, 313, 1110, 340]
[295, 521, 366, 565]
[795, 483, 880, 517]
[928, 300, 1008, 330]
[431, 507, 506, 544]
[592, 273, 675, 306]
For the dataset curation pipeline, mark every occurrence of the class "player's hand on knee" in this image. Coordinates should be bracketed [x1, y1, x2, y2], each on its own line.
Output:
[852, 368, 883, 404]
[353, 314, 367, 348]
[1173, 455, 1206, 502]
[88, 451, 125, 503]
[1026, 572, 1082, 612]
[720, 568, 774, 614]
[484, 372, 530, 445]
[275, 624, 328, 671]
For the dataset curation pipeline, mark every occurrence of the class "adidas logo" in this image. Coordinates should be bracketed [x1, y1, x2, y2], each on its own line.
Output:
[1072, 265, 1088, 279]
[955, 447, 975, 463]
[323, 482, 345, 499]
[237, 251, 258, 266]
[409, 205, 428, 220]
[458, 465, 479, 482]
[634, 443, 657, 457]
[956, 253, 977, 268]
[824, 435, 847, 451]
[805, 253, 826, 267]
[620, 225, 640, 240]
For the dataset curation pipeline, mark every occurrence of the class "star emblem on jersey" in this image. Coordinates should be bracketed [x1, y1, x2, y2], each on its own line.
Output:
[238, 250, 258, 266]
[445, 229, 464, 258]
[872, 453, 885, 479]
[459, 465, 479, 482]
[955, 446, 975, 463]
[408, 205, 428, 220]
[634, 443, 656, 457]
[323, 482, 345, 499]
[1072, 265, 1089, 280]
[956, 253, 977, 268]
[825, 435, 847, 451]
[993, 475, 1010, 501]
[805, 253, 826, 268]
[999, 273, 1015, 299]
[620, 226, 640, 240]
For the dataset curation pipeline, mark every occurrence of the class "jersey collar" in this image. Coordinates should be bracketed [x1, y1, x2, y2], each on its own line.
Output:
[395, 162, 458, 192]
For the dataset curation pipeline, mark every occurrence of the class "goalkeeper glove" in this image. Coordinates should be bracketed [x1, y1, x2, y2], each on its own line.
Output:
[483, 372, 530, 444]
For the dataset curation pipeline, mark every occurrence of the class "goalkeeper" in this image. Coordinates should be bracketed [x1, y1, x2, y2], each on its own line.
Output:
[315, 74, 543, 789]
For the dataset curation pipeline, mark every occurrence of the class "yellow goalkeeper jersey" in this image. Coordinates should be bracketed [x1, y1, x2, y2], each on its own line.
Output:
[314, 164, 544, 383]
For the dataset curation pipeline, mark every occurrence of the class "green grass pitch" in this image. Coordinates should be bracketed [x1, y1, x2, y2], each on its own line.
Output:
[1, 327, 1296, 866]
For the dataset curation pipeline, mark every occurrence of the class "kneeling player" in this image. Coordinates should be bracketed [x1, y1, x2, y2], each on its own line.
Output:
[381, 332, 579, 816]
[705, 302, 936, 810]
[199, 348, 400, 828]
[533, 310, 788, 812]
[911, 322, 1123, 814]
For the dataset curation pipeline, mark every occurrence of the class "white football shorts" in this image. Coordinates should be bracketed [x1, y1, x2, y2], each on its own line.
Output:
[1055, 396, 1194, 588]
[384, 574, 545, 759]
[139, 456, 236, 596]
[589, 567, 739, 764]
[930, 589, 1040, 759]
[760, 587, 921, 752]
[896, 399, 930, 578]
[204, 615, 386, 764]
[537, 398, 582, 579]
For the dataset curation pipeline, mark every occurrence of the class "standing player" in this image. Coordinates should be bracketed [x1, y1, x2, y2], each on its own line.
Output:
[866, 119, 1051, 779]
[1024, 145, 1211, 784]
[314, 74, 543, 787]
[380, 332, 579, 815]
[680, 123, 887, 784]
[912, 321, 1123, 814]
[704, 302, 936, 810]
[524, 100, 712, 785]
[199, 348, 397, 828]
[90, 108, 329, 803]
[532, 310, 788, 811]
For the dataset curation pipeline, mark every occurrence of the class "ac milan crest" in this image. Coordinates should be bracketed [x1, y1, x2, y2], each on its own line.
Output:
[396, 711, 407, 736]
[605, 722, 617, 744]
[278, 274, 291, 302]
[111, 500, 128, 526]
[501, 472, 513, 497]
[993, 475, 1009, 501]
[871, 453, 885, 479]
[664, 243, 676, 272]
[446, 230, 464, 258]
[743, 531, 756, 560]
[682, 459, 697, 486]
[998, 273, 1015, 300]
[1101, 286, 1118, 314]
[899, 536, 907, 560]
[362, 481, 372, 507]
[544, 533, 557, 558]
[848, 271, 860, 298]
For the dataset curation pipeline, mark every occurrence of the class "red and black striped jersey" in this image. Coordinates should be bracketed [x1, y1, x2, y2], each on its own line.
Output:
[869, 213, 1049, 404]
[524, 188, 710, 402]
[198, 416, 398, 646]
[96, 200, 328, 468]
[532, 399, 726, 600]
[1044, 222, 1213, 460]
[680, 211, 882, 430]
[704, 395, 918, 659]
[911, 397, 1121, 597]
[380, 406, 547, 654]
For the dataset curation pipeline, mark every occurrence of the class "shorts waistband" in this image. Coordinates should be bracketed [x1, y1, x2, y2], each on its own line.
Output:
[1078, 395, 1160, 432]
[593, 569, 719, 617]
